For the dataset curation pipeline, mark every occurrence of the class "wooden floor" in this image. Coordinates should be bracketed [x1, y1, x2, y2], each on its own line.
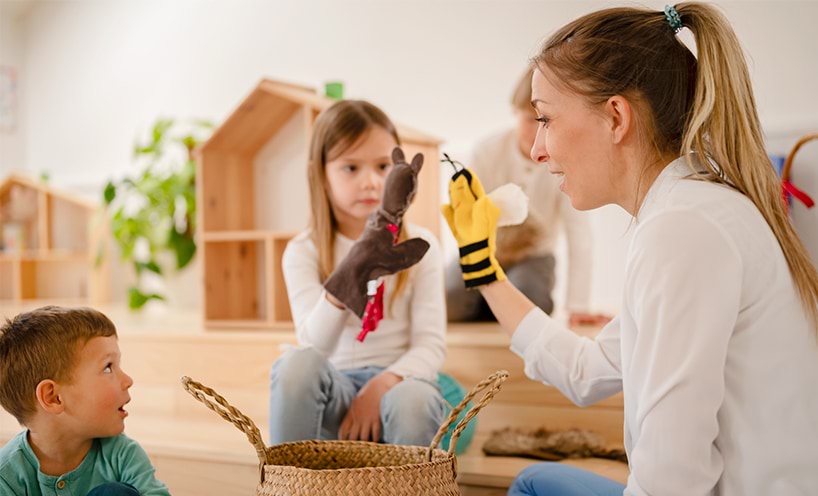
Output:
[0, 301, 628, 495]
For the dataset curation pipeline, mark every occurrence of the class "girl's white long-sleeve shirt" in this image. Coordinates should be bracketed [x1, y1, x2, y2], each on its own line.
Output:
[510, 156, 818, 495]
[281, 223, 446, 381]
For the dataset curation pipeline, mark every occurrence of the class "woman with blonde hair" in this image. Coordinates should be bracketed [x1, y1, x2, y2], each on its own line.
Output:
[444, 3, 818, 494]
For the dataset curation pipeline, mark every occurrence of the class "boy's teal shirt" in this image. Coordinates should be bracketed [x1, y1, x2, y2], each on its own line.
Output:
[0, 430, 170, 496]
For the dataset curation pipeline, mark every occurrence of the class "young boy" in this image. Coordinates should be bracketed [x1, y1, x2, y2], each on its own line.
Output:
[0, 306, 170, 495]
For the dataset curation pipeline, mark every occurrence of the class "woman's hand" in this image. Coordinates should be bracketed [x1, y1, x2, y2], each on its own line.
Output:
[339, 371, 402, 442]
[441, 168, 505, 288]
[569, 312, 613, 328]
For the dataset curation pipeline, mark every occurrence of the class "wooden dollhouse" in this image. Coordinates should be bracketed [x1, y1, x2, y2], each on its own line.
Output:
[196, 79, 442, 329]
[0, 174, 107, 303]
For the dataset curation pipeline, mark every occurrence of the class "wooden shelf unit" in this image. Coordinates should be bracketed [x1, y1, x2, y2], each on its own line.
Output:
[196, 79, 442, 329]
[202, 231, 293, 326]
[0, 174, 106, 303]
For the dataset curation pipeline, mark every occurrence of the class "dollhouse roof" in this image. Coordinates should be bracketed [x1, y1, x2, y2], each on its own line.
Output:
[198, 78, 441, 156]
[0, 173, 96, 210]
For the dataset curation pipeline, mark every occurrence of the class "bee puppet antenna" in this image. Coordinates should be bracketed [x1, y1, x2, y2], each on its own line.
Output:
[441, 153, 465, 173]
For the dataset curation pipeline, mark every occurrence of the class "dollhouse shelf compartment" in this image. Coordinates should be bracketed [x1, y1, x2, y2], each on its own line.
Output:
[197, 78, 442, 330]
[202, 231, 294, 326]
[0, 174, 106, 303]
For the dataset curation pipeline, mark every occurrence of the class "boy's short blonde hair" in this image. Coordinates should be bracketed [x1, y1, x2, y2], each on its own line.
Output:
[511, 65, 535, 111]
[0, 306, 117, 424]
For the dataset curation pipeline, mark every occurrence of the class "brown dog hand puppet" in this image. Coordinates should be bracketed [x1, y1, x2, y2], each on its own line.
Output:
[324, 147, 430, 339]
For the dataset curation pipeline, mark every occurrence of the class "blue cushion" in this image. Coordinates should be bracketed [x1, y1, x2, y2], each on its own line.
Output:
[437, 372, 476, 455]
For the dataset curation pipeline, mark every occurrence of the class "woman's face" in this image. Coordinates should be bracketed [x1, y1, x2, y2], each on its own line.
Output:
[529, 68, 620, 211]
[513, 106, 539, 160]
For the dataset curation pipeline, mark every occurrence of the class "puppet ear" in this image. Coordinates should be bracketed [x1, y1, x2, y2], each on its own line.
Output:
[410, 153, 424, 173]
[392, 147, 406, 166]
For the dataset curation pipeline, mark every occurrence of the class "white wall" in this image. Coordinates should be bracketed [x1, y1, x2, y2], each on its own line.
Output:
[0, 1, 27, 175]
[8, 0, 818, 312]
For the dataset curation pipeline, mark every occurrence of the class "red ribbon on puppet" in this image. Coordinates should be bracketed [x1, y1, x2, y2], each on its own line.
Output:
[357, 223, 401, 342]
[358, 281, 385, 342]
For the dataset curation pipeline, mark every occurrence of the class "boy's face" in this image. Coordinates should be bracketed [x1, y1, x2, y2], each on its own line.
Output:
[59, 335, 133, 439]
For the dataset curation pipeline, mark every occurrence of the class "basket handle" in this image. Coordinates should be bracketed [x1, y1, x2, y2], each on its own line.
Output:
[427, 370, 509, 461]
[781, 132, 818, 182]
[180, 376, 270, 466]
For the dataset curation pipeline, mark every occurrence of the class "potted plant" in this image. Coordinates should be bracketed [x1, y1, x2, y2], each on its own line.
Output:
[103, 118, 213, 309]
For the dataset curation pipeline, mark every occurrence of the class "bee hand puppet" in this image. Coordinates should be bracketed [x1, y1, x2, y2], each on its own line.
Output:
[441, 156, 528, 289]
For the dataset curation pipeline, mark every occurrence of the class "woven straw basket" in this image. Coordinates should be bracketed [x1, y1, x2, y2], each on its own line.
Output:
[181, 370, 508, 496]
[781, 132, 818, 210]
[781, 132, 818, 185]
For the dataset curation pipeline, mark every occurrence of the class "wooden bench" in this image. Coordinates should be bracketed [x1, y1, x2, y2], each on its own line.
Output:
[0, 306, 628, 494]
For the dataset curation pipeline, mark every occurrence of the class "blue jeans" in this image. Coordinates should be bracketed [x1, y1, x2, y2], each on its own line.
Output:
[86, 482, 139, 496]
[269, 347, 445, 446]
[508, 463, 625, 496]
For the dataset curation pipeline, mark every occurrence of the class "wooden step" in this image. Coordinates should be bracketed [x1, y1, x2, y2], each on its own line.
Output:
[0, 303, 628, 494]
[112, 322, 624, 436]
[2, 408, 626, 496]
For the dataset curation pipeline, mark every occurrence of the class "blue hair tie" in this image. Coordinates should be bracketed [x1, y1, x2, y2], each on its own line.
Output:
[664, 5, 683, 33]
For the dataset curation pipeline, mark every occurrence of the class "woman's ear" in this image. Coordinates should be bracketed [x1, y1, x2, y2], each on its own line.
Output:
[35, 380, 64, 414]
[605, 95, 633, 145]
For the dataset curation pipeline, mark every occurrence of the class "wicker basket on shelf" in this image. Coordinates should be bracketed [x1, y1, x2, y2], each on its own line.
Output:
[181, 370, 508, 496]
[780, 132, 818, 210]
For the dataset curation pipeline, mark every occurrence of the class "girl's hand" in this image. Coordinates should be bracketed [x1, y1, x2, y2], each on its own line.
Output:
[339, 372, 402, 442]
[325, 291, 345, 309]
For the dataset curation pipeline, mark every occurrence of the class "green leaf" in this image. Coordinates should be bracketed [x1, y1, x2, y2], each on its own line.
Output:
[169, 228, 196, 269]
[193, 118, 215, 129]
[135, 260, 162, 275]
[178, 135, 196, 149]
[128, 287, 165, 310]
[110, 117, 212, 310]
[134, 143, 156, 156]
[103, 182, 116, 204]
